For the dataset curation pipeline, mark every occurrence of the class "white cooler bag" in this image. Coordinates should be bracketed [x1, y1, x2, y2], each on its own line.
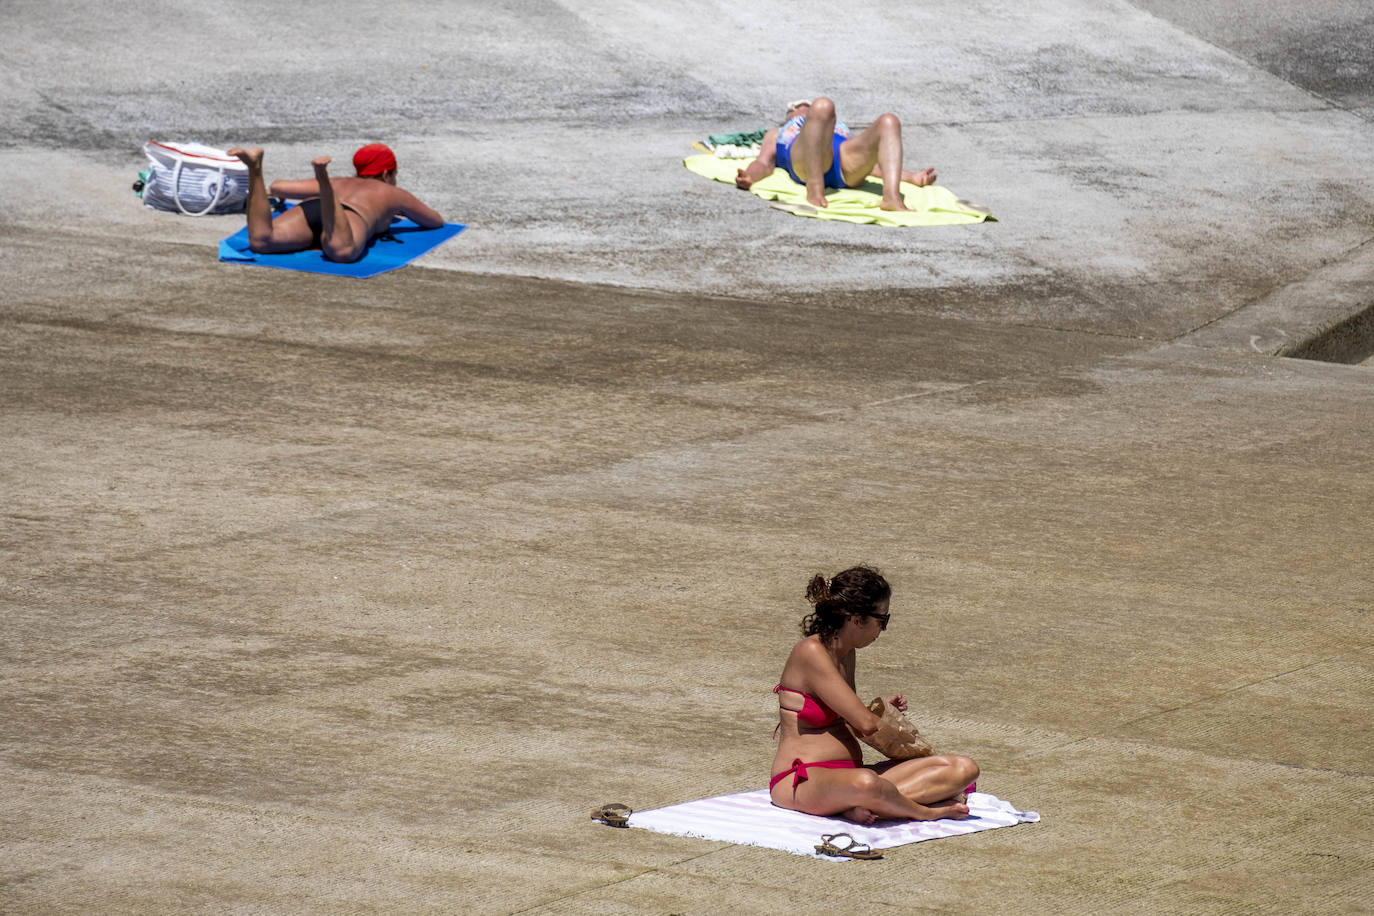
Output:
[141, 141, 249, 215]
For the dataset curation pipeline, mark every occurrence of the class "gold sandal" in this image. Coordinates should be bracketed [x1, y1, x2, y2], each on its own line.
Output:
[590, 803, 632, 828]
[815, 832, 883, 859]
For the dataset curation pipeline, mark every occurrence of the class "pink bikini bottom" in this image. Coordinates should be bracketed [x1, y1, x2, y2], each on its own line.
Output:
[768, 759, 980, 797]
[769, 758, 857, 791]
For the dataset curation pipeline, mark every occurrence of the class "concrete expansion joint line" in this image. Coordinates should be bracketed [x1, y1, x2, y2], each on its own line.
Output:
[1174, 232, 1374, 342]
[922, 103, 1327, 131]
[1113, 648, 1370, 732]
[521, 872, 655, 913]
[1015, 734, 1093, 760]
[504, 862, 664, 914]
[999, 320, 1157, 342]
[1123, 1, 1362, 120]
[518, 848, 923, 913]
[990, 249, 1158, 343]
[1014, 645, 1370, 762]
[1269, 761, 1371, 779]
[824, 363, 1089, 416]
[818, 386, 961, 415]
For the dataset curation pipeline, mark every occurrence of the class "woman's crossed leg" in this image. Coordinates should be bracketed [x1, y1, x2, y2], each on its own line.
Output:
[773, 756, 975, 826]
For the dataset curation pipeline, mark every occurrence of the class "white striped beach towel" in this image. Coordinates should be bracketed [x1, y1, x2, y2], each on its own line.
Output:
[629, 790, 1039, 859]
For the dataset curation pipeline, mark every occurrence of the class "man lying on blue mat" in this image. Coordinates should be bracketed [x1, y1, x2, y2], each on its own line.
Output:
[227, 144, 443, 263]
[733, 97, 937, 211]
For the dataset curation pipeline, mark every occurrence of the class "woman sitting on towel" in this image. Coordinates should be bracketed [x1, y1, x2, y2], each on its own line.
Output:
[771, 565, 978, 825]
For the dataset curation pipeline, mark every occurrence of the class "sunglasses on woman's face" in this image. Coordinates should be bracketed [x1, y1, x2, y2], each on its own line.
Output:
[866, 611, 890, 630]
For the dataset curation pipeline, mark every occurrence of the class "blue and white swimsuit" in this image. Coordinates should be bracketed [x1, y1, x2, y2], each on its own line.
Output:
[775, 115, 852, 188]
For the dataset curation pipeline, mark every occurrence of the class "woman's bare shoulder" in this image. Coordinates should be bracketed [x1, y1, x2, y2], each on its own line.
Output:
[786, 635, 830, 666]
[779, 636, 823, 690]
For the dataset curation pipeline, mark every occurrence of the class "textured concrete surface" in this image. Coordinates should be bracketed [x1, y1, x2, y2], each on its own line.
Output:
[1, 1, 1371, 914]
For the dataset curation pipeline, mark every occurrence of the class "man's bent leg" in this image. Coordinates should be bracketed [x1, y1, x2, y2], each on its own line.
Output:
[227, 147, 316, 253]
[311, 157, 365, 263]
[839, 113, 931, 211]
[793, 97, 839, 208]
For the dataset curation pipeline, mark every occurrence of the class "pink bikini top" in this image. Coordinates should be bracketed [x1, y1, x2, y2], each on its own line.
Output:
[774, 685, 841, 728]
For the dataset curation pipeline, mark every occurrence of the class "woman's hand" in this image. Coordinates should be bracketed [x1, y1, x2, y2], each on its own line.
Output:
[888, 694, 907, 713]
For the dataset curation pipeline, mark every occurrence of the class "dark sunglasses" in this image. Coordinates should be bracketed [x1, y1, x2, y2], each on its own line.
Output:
[866, 611, 890, 630]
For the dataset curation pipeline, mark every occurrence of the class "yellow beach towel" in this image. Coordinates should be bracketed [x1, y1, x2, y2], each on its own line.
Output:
[683, 153, 993, 227]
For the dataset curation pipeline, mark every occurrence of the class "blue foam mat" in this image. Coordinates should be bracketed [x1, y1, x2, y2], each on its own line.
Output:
[218, 210, 465, 278]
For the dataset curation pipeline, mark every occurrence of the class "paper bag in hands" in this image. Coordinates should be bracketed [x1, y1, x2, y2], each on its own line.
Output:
[857, 696, 934, 760]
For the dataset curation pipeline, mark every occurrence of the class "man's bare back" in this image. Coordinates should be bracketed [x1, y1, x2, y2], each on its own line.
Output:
[266, 169, 443, 239]
[319, 175, 437, 238]
[228, 146, 443, 263]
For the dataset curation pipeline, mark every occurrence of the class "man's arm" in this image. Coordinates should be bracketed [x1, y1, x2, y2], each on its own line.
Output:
[394, 188, 444, 229]
[734, 129, 778, 190]
[268, 179, 321, 199]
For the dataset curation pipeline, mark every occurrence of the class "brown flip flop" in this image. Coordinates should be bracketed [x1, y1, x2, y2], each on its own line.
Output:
[815, 832, 883, 859]
[590, 803, 632, 828]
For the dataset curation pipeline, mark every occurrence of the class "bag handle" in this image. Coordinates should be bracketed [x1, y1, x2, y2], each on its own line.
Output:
[169, 157, 229, 216]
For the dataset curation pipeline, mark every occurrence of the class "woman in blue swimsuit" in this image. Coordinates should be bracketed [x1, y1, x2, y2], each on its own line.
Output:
[770, 565, 978, 825]
[735, 97, 938, 211]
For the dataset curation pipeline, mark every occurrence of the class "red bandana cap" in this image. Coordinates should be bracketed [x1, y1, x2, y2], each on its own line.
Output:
[353, 143, 397, 176]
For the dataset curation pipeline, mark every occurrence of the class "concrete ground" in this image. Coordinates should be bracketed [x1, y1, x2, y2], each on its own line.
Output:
[2, 1, 1371, 913]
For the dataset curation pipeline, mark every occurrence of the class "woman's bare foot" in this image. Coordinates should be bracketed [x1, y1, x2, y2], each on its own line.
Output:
[227, 147, 263, 169]
[917, 799, 970, 820]
[840, 805, 878, 826]
[805, 182, 829, 208]
[880, 195, 912, 212]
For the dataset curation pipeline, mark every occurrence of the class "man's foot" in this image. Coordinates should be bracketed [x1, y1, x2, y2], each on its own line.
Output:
[907, 166, 937, 187]
[312, 155, 332, 175]
[840, 805, 877, 826]
[880, 167, 938, 211]
[806, 180, 829, 208]
[227, 147, 263, 169]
